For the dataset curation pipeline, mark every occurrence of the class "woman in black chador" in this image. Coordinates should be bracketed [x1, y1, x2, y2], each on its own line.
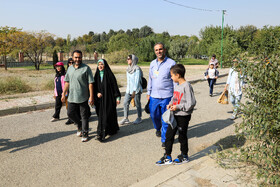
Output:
[94, 59, 121, 142]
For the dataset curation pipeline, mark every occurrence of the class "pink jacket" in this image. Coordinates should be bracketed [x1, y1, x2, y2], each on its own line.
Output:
[54, 75, 65, 96]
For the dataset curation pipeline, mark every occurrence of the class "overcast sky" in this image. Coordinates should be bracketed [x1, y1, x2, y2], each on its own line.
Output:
[1, 0, 278, 38]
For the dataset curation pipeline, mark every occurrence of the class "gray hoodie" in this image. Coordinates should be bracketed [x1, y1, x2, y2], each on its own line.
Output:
[169, 81, 196, 116]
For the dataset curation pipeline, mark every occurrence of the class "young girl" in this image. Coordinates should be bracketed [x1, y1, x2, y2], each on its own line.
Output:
[51, 62, 66, 122]
[94, 59, 121, 142]
[119, 54, 142, 125]
[156, 64, 196, 165]
[205, 62, 219, 96]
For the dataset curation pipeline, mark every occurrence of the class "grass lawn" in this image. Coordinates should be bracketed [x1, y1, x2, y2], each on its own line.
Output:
[178, 58, 209, 65]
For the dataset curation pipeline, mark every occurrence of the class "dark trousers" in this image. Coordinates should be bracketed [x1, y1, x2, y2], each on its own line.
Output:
[53, 95, 62, 119]
[207, 78, 216, 95]
[67, 101, 90, 132]
[165, 115, 191, 156]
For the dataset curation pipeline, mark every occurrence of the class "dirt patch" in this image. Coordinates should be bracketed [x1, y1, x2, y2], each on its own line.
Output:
[194, 177, 215, 186]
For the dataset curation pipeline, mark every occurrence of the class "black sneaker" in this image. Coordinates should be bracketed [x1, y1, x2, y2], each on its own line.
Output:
[65, 119, 74, 125]
[173, 154, 189, 165]
[156, 154, 172, 166]
[156, 130, 161, 137]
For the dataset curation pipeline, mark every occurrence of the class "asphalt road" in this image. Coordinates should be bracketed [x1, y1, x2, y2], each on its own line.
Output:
[0, 76, 239, 187]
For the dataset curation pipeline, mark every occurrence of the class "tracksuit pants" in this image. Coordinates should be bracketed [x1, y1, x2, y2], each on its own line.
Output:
[165, 115, 191, 156]
[149, 96, 172, 143]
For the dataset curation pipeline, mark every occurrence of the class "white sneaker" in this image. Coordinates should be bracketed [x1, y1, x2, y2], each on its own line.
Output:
[133, 118, 142, 124]
[230, 114, 237, 120]
[81, 137, 88, 142]
[76, 131, 82, 137]
[50, 118, 59, 122]
[119, 118, 130, 125]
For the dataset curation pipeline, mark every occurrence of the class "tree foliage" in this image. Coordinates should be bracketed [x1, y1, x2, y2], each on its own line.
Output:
[236, 57, 280, 185]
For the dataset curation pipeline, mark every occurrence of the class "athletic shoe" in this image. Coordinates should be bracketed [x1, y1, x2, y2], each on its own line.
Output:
[118, 118, 130, 125]
[81, 132, 89, 142]
[76, 130, 82, 137]
[173, 154, 189, 165]
[156, 154, 172, 166]
[230, 114, 237, 120]
[133, 118, 142, 124]
[65, 119, 74, 125]
[50, 118, 59, 122]
[156, 130, 161, 137]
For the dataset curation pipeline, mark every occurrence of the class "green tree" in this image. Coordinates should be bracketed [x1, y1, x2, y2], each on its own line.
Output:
[139, 25, 154, 38]
[107, 33, 131, 52]
[236, 25, 257, 52]
[18, 31, 54, 70]
[0, 26, 22, 70]
[169, 38, 188, 60]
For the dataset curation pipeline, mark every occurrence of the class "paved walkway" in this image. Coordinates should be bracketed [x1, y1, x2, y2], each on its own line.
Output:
[0, 68, 258, 187]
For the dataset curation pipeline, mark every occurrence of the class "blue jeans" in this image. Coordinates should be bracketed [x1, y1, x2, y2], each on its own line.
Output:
[207, 78, 216, 95]
[230, 94, 242, 114]
[149, 96, 172, 143]
[123, 92, 142, 119]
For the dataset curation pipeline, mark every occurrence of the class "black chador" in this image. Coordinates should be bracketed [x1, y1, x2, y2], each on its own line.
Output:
[94, 59, 121, 141]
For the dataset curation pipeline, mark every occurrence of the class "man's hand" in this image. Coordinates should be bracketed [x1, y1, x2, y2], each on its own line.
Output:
[89, 96, 94, 106]
[61, 95, 66, 103]
[132, 91, 135, 98]
[146, 95, 150, 100]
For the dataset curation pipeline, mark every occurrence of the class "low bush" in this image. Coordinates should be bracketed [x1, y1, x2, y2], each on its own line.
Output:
[0, 77, 31, 94]
[43, 79, 54, 90]
[105, 49, 130, 64]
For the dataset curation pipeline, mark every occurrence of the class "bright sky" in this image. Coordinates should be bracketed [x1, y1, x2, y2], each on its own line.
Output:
[1, 0, 278, 39]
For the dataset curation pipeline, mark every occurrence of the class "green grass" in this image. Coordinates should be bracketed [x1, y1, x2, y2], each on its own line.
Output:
[0, 77, 31, 94]
[10, 64, 57, 70]
[178, 58, 208, 65]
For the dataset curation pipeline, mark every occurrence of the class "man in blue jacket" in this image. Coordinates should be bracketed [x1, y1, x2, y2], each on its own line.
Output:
[147, 42, 176, 147]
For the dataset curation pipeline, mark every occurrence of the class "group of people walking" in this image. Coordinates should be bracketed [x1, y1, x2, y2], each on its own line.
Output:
[50, 42, 244, 165]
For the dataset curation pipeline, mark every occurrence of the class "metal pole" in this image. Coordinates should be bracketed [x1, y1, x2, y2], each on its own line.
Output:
[220, 10, 225, 69]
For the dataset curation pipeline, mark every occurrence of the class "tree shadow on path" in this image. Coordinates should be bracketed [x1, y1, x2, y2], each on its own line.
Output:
[0, 130, 76, 153]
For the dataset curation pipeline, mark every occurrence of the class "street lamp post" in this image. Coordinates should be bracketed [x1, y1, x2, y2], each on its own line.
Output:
[220, 10, 226, 69]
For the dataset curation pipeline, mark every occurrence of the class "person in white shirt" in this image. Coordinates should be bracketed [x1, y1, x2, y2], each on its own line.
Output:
[205, 63, 219, 96]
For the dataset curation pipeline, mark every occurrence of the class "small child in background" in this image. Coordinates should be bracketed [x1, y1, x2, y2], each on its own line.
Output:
[205, 63, 219, 97]
[156, 64, 196, 166]
[51, 62, 66, 122]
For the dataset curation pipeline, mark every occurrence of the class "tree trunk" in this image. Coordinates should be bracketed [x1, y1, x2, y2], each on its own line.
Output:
[4, 54, 7, 71]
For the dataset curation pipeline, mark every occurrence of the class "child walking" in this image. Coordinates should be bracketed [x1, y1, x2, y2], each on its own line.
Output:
[51, 62, 66, 122]
[205, 62, 219, 96]
[156, 64, 196, 165]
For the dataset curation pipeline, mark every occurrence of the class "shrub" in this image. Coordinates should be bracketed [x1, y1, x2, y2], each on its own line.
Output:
[43, 78, 54, 90]
[105, 49, 130, 64]
[236, 57, 280, 185]
[0, 77, 31, 94]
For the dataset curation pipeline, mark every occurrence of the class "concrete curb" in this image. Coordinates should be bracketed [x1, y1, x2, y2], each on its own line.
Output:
[0, 73, 228, 117]
[129, 145, 219, 187]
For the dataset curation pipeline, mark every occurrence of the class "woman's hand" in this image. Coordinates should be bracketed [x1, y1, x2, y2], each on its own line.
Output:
[97, 93, 102, 98]
[116, 100, 120, 105]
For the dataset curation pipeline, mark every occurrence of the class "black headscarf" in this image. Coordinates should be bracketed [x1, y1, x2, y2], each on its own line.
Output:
[94, 59, 121, 138]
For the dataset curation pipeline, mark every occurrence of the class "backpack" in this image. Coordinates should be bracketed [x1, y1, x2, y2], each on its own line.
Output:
[139, 67, 147, 89]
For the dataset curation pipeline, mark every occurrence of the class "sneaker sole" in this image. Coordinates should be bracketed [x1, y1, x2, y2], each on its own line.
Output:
[156, 162, 173, 166]
[81, 138, 89, 142]
[173, 160, 189, 165]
